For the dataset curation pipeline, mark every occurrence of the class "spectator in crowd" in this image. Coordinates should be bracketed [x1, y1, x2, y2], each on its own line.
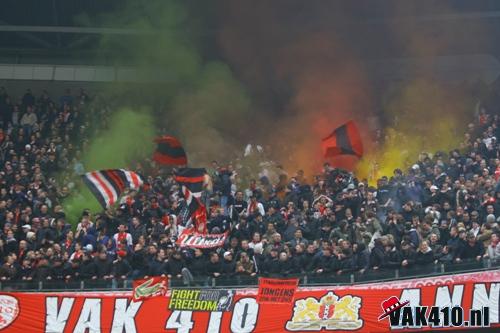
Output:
[165, 251, 185, 283]
[486, 233, 500, 262]
[235, 252, 256, 278]
[181, 248, 208, 285]
[416, 240, 435, 265]
[456, 232, 485, 262]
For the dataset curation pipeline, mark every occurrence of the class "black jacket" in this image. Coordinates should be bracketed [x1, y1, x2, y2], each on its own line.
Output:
[337, 254, 355, 273]
[416, 250, 434, 265]
[113, 259, 132, 278]
[79, 259, 96, 279]
[130, 249, 149, 274]
[165, 257, 185, 276]
[187, 255, 208, 276]
[50, 263, 65, 280]
[457, 241, 484, 260]
[383, 248, 402, 269]
[206, 260, 223, 277]
[370, 245, 385, 268]
[354, 247, 370, 271]
[94, 257, 113, 277]
[18, 265, 34, 279]
[34, 264, 52, 280]
[221, 259, 236, 276]
[148, 258, 166, 276]
[401, 248, 417, 267]
[312, 254, 337, 273]
[264, 257, 280, 275]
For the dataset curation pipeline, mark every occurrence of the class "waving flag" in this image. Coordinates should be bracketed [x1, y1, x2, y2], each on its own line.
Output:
[82, 169, 143, 208]
[321, 120, 363, 158]
[174, 168, 206, 197]
[175, 168, 208, 233]
[181, 188, 208, 234]
[153, 135, 187, 166]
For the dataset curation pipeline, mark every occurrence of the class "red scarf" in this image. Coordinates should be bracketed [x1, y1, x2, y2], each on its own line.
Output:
[73, 250, 82, 261]
[248, 201, 257, 215]
[318, 204, 326, 215]
[117, 232, 127, 250]
[194, 205, 208, 234]
[162, 215, 169, 226]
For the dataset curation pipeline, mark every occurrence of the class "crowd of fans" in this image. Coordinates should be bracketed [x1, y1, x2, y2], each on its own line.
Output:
[0, 85, 499, 288]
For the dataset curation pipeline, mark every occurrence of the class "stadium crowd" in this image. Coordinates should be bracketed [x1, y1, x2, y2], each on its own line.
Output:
[0, 86, 499, 288]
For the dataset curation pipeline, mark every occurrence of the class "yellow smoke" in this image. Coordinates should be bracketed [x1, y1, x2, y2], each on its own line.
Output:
[356, 79, 473, 184]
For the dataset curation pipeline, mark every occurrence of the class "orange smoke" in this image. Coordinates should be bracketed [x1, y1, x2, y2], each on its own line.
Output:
[217, 3, 376, 179]
[215, 1, 490, 182]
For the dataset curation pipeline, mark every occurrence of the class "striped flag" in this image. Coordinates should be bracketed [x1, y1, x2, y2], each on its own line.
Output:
[175, 168, 207, 234]
[153, 135, 187, 166]
[321, 120, 363, 158]
[82, 169, 143, 208]
[174, 168, 206, 197]
[181, 187, 208, 234]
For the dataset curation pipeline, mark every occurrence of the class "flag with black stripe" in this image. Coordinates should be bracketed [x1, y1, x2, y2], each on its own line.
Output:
[153, 135, 187, 166]
[174, 168, 206, 197]
[321, 120, 363, 158]
[180, 186, 208, 234]
[82, 169, 144, 208]
[175, 168, 208, 233]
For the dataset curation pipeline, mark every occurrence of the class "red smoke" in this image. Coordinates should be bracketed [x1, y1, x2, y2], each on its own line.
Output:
[217, 3, 376, 176]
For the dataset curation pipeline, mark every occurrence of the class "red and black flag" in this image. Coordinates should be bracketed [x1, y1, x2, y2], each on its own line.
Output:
[82, 169, 143, 208]
[174, 168, 206, 197]
[182, 188, 208, 234]
[175, 168, 208, 233]
[321, 120, 363, 158]
[153, 135, 187, 166]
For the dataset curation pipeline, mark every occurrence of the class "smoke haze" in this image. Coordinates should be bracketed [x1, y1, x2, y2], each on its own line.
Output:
[68, 0, 497, 194]
[63, 108, 156, 220]
[214, 1, 493, 181]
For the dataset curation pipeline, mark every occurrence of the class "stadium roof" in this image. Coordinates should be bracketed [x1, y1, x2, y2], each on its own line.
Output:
[2, 0, 500, 83]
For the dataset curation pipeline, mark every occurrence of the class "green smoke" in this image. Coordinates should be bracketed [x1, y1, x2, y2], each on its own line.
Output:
[63, 108, 155, 224]
[171, 62, 252, 164]
[82, 108, 155, 170]
[63, 0, 253, 226]
[75, 0, 252, 161]
[74, 0, 202, 95]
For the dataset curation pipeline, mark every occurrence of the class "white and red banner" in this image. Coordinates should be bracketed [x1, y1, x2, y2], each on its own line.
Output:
[176, 229, 228, 248]
[1, 270, 499, 332]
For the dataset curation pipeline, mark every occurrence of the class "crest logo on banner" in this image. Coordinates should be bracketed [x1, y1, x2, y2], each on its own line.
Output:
[286, 291, 363, 331]
[0, 295, 19, 330]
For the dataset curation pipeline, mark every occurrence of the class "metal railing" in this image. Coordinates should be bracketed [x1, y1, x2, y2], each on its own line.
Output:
[1, 258, 498, 292]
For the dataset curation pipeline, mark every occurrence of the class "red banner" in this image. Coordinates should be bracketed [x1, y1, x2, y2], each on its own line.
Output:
[176, 229, 228, 248]
[1, 270, 499, 332]
[257, 278, 299, 304]
[132, 276, 168, 302]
